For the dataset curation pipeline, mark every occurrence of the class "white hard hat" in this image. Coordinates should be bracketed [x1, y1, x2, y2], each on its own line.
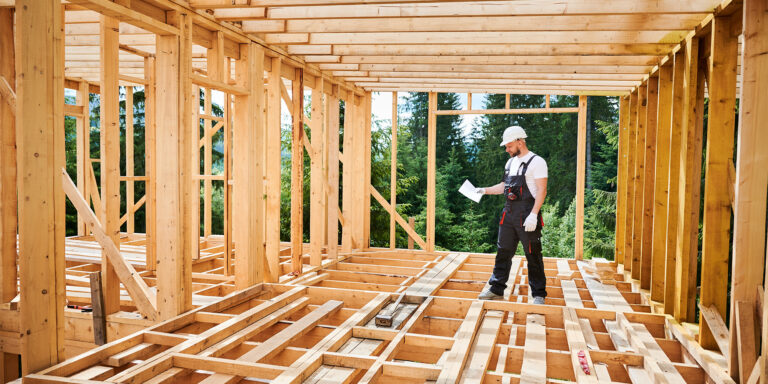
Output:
[500, 126, 527, 146]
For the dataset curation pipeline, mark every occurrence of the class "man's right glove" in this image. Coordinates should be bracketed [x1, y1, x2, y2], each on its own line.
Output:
[524, 212, 538, 232]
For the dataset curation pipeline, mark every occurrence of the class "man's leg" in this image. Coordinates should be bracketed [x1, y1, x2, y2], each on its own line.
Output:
[488, 222, 520, 296]
[520, 228, 546, 298]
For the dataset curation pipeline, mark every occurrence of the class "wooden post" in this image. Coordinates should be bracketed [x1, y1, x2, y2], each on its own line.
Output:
[17, 0, 65, 372]
[664, 49, 685, 316]
[426, 92, 437, 252]
[363, 92, 372, 249]
[0, 8, 17, 303]
[574, 95, 587, 260]
[408, 217, 415, 249]
[100, 15, 121, 318]
[650, 60, 674, 302]
[623, 90, 638, 273]
[291, 68, 304, 274]
[700, 13, 739, 351]
[154, 13, 194, 320]
[75, 80, 90, 236]
[674, 35, 703, 323]
[390, 91, 398, 249]
[614, 96, 629, 265]
[326, 90, 340, 259]
[310, 78, 326, 266]
[234, 43, 266, 289]
[631, 83, 647, 278]
[88, 272, 107, 346]
[202, 87, 212, 238]
[640, 75, 658, 289]
[730, 0, 768, 379]
[0, 8, 19, 379]
[265, 57, 282, 282]
[341, 96, 355, 251]
[126, 86, 135, 234]
[144, 56, 157, 272]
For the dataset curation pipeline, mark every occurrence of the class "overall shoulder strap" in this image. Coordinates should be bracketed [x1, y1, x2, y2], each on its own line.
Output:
[518, 154, 537, 175]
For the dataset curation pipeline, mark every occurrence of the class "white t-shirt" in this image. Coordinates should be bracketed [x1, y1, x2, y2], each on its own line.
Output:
[504, 151, 548, 199]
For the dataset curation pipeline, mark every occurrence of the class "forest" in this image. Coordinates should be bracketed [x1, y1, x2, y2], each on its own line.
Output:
[63, 88, 619, 260]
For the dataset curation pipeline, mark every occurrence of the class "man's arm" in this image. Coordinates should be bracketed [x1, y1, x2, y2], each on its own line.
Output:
[481, 181, 505, 195]
[531, 178, 548, 214]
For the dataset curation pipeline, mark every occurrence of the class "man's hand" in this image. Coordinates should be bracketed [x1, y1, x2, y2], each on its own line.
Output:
[524, 212, 538, 232]
[475, 188, 486, 195]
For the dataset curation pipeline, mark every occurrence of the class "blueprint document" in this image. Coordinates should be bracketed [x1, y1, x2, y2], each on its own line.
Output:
[459, 180, 483, 203]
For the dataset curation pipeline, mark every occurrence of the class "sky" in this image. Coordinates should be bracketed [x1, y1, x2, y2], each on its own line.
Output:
[371, 91, 485, 137]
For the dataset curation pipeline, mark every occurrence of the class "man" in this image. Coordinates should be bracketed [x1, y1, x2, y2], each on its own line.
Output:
[475, 125, 548, 303]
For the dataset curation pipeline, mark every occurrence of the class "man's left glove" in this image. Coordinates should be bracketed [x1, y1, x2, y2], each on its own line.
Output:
[524, 212, 538, 232]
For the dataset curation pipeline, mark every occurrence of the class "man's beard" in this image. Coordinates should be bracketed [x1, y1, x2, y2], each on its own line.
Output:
[510, 149, 520, 157]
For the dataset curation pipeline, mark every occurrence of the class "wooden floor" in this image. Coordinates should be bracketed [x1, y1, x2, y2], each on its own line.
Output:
[21, 238, 725, 383]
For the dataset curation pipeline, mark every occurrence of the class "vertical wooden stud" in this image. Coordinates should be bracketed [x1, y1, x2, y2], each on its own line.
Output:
[126, 86, 135, 234]
[426, 92, 437, 252]
[664, 50, 685, 316]
[640, 75, 658, 289]
[650, 61, 674, 302]
[234, 43, 266, 289]
[99, 15, 121, 317]
[310, 78, 326, 266]
[144, 56, 157, 271]
[326, 90, 340, 259]
[291, 68, 304, 274]
[0, 7, 17, 303]
[575, 95, 587, 260]
[75, 80, 90, 236]
[264, 57, 282, 282]
[631, 82, 647, 279]
[362, 92, 372, 249]
[674, 36, 703, 323]
[390, 91, 398, 249]
[623, 90, 638, 273]
[700, 13, 739, 350]
[17, 0, 66, 372]
[614, 96, 629, 265]
[730, 0, 768, 378]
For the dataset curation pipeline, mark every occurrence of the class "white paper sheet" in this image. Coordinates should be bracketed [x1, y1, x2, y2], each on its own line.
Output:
[459, 179, 483, 203]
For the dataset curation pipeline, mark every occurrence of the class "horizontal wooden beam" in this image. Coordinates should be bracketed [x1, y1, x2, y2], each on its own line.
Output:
[434, 107, 580, 115]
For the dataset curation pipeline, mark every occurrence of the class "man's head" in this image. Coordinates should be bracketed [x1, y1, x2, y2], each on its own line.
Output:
[500, 126, 528, 157]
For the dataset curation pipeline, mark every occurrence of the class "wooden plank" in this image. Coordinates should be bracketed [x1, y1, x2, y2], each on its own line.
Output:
[61, 170, 158, 321]
[614, 96, 629, 265]
[0, 8, 17, 303]
[674, 35, 702, 323]
[623, 90, 638, 273]
[265, 57, 282, 282]
[233, 43, 266, 289]
[100, 14, 121, 318]
[630, 82, 647, 280]
[154, 13, 194, 320]
[435, 300, 484, 383]
[700, 13, 739, 351]
[390, 91, 397, 249]
[561, 280, 583, 309]
[362, 92, 372, 249]
[17, 0, 66, 373]
[125, 86, 135, 234]
[575, 95, 587, 259]
[617, 313, 686, 384]
[326, 91, 340, 259]
[562, 308, 599, 383]
[520, 314, 547, 384]
[144, 56, 157, 272]
[639, 75, 658, 290]
[459, 310, 503, 383]
[370, 185, 427, 250]
[88, 272, 107, 346]
[309, 77, 326, 266]
[729, 1, 768, 378]
[291, 67, 305, 274]
[664, 49, 685, 316]
[650, 60, 673, 302]
[199, 300, 342, 384]
[697, 304, 729, 358]
[735, 301, 758, 382]
[426, 92, 436, 252]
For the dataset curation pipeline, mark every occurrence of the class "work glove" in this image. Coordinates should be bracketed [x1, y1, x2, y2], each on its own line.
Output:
[475, 188, 486, 195]
[524, 212, 538, 232]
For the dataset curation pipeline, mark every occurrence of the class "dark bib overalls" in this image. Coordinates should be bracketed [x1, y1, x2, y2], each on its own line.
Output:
[488, 155, 547, 298]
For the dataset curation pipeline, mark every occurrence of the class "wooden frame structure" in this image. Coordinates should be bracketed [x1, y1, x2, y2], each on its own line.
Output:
[0, 0, 766, 383]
